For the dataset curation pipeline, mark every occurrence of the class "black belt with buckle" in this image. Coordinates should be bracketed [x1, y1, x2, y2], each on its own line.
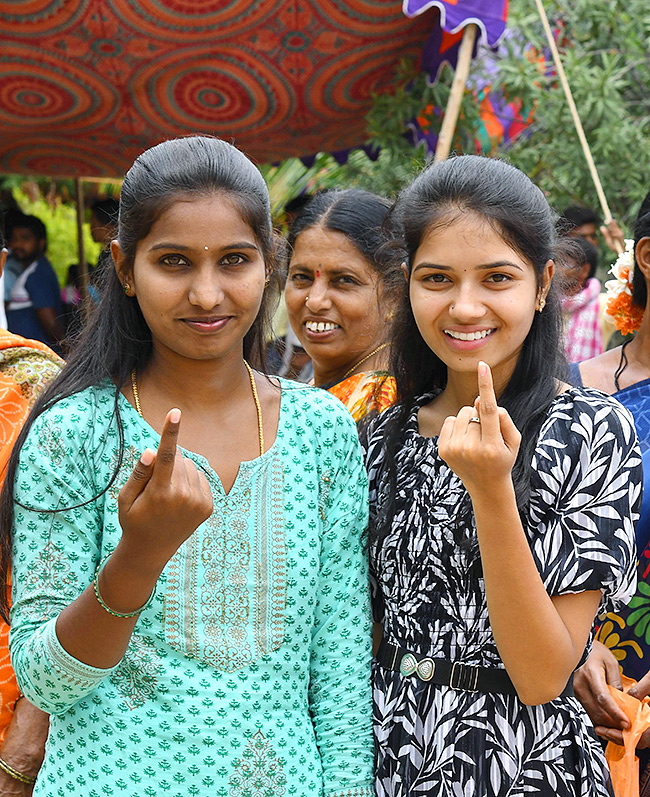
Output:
[376, 639, 574, 698]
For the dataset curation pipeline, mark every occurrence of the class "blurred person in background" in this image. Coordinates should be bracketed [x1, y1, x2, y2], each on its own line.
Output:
[557, 236, 603, 361]
[6, 215, 63, 351]
[563, 205, 602, 247]
[563, 204, 625, 253]
[0, 209, 31, 332]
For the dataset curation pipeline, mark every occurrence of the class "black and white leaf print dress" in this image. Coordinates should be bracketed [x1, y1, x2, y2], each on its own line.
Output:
[364, 388, 641, 797]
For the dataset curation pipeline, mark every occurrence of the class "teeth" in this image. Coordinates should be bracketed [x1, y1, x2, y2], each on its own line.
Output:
[306, 321, 339, 332]
[444, 329, 493, 341]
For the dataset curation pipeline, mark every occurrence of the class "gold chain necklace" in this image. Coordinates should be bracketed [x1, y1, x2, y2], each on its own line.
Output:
[340, 342, 389, 382]
[130, 361, 264, 457]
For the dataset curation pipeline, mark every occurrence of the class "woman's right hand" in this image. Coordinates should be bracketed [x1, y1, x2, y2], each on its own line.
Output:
[117, 408, 213, 570]
[574, 640, 630, 743]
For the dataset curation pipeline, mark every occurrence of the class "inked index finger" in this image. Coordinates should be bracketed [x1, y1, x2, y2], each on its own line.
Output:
[477, 361, 499, 435]
[151, 408, 181, 485]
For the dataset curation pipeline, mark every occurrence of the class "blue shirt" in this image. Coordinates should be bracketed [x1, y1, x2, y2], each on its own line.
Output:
[6, 256, 61, 346]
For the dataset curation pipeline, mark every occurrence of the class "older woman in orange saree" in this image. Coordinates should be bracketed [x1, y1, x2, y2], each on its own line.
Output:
[285, 189, 398, 422]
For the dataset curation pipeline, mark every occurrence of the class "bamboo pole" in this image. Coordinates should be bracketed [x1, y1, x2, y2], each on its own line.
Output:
[434, 23, 478, 163]
[533, 0, 622, 250]
[74, 178, 91, 315]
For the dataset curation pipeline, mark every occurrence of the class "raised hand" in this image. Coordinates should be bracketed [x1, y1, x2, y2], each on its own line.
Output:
[438, 361, 521, 496]
[117, 409, 213, 569]
[600, 218, 625, 255]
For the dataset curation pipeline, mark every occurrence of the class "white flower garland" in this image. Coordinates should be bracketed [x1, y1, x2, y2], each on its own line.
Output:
[604, 239, 635, 319]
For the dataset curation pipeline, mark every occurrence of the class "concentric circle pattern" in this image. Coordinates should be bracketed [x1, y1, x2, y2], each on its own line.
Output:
[0, 0, 85, 37]
[0, 136, 128, 178]
[0, 0, 437, 176]
[111, 0, 284, 40]
[132, 47, 293, 135]
[0, 49, 118, 131]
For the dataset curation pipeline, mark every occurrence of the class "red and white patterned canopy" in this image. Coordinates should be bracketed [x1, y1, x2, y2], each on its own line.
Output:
[0, 0, 435, 177]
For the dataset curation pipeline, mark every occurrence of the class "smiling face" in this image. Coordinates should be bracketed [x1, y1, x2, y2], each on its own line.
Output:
[285, 225, 387, 382]
[113, 193, 267, 365]
[409, 212, 552, 391]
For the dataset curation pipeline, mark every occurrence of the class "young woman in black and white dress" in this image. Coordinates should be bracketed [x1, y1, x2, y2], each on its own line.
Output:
[365, 155, 642, 796]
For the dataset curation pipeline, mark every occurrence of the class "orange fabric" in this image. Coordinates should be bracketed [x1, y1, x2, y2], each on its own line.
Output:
[606, 676, 650, 797]
[328, 371, 397, 422]
[0, 330, 62, 742]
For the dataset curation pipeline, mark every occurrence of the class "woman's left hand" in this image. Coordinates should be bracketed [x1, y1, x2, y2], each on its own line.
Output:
[438, 361, 521, 496]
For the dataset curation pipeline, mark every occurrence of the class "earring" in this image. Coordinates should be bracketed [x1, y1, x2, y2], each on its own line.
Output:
[537, 297, 546, 312]
[264, 276, 270, 286]
[123, 282, 131, 295]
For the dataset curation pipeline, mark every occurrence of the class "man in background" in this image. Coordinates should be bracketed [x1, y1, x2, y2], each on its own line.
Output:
[563, 204, 625, 253]
[6, 214, 64, 351]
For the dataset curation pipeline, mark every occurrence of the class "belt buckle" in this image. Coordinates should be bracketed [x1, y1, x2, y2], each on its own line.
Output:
[450, 661, 479, 692]
[400, 653, 435, 682]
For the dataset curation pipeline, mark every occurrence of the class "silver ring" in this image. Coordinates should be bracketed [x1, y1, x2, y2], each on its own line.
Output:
[468, 417, 481, 424]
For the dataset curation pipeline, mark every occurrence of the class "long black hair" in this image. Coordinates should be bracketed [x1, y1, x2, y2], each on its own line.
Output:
[630, 189, 650, 309]
[0, 136, 280, 622]
[372, 155, 567, 546]
[287, 189, 398, 290]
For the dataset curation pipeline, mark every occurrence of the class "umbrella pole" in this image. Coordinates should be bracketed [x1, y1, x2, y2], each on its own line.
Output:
[434, 23, 478, 163]
[74, 178, 91, 317]
[533, 0, 621, 249]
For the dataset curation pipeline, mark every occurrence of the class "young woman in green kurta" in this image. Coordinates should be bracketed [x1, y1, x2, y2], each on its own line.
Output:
[0, 137, 374, 797]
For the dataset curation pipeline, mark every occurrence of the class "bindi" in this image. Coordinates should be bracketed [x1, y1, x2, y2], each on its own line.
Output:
[204, 246, 209, 250]
[316, 269, 321, 278]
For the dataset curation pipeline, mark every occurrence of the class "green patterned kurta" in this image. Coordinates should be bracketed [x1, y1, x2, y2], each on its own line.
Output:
[10, 378, 373, 797]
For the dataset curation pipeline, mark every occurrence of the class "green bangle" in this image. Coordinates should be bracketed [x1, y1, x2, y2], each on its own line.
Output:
[92, 554, 156, 619]
[0, 755, 37, 785]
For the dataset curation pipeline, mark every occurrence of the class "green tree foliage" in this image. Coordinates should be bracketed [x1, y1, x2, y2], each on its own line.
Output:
[329, 0, 650, 228]
[361, 59, 484, 196]
[493, 0, 650, 230]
